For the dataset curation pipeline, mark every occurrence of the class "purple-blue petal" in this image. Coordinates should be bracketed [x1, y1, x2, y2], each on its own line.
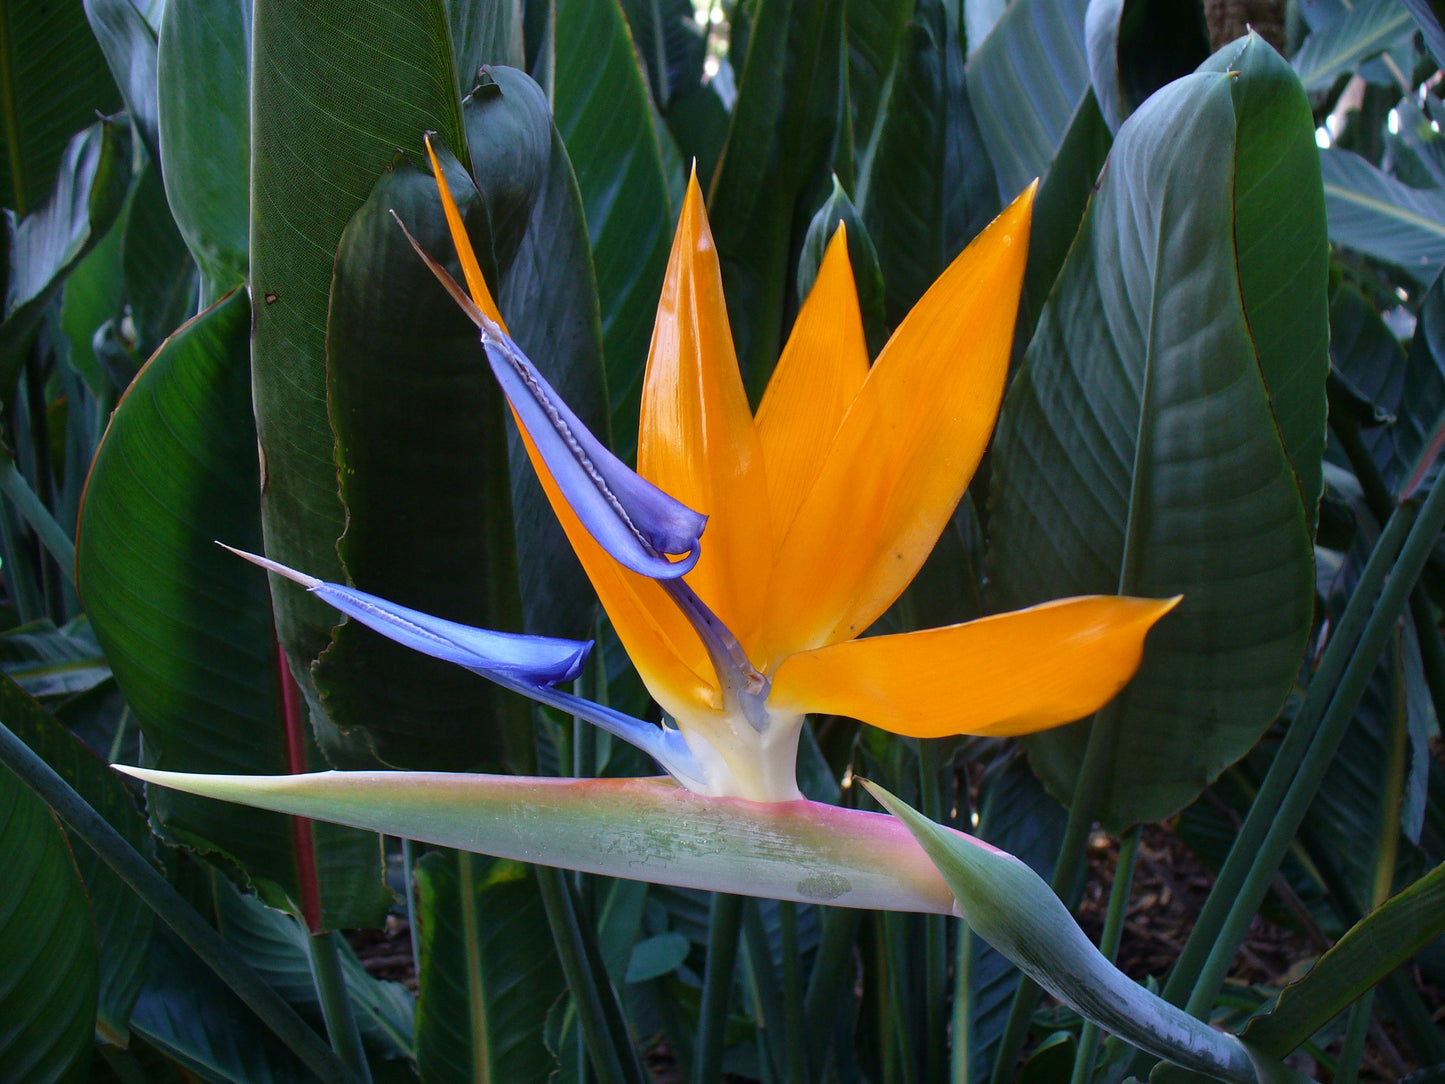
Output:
[481, 328, 706, 579]
[310, 581, 590, 686]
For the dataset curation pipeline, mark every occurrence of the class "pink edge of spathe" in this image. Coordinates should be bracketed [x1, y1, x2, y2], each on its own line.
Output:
[110, 768, 998, 917]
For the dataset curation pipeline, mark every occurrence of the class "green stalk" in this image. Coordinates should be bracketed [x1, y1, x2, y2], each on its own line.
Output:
[0, 489, 45, 622]
[1162, 493, 1420, 1007]
[778, 902, 805, 1084]
[919, 741, 947, 1084]
[0, 721, 359, 1084]
[694, 892, 744, 1084]
[535, 864, 646, 1084]
[1069, 826, 1139, 1084]
[1185, 472, 1445, 1014]
[305, 930, 373, 1083]
[803, 905, 863, 1078]
[882, 911, 918, 1084]
[1333, 989, 1374, 1084]
[950, 924, 974, 1084]
[741, 898, 786, 1083]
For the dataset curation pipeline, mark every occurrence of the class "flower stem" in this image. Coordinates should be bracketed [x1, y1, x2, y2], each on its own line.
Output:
[305, 930, 373, 1083]
[694, 893, 744, 1084]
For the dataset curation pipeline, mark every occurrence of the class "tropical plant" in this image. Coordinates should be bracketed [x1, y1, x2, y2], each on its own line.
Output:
[2, 1, 1443, 1083]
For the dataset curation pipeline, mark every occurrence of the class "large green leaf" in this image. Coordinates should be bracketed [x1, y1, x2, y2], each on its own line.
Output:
[859, 0, 999, 331]
[0, 762, 98, 1083]
[707, 0, 846, 398]
[1320, 146, 1445, 285]
[990, 36, 1327, 828]
[447, 0, 524, 88]
[1084, 0, 1208, 133]
[76, 291, 388, 930]
[1241, 860, 1445, 1056]
[844, 0, 912, 178]
[156, 0, 250, 297]
[460, 67, 610, 641]
[554, 0, 673, 454]
[317, 153, 528, 771]
[1291, 0, 1414, 93]
[965, 0, 1089, 203]
[414, 851, 564, 1084]
[4, 671, 153, 1044]
[248, 0, 467, 762]
[0, 1, 121, 216]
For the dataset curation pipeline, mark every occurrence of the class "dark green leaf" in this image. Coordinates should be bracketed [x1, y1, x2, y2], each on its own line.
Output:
[156, 0, 250, 297]
[317, 153, 528, 771]
[414, 851, 564, 1084]
[991, 37, 1327, 828]
[1320, 147, 1445, 285]
[0, 618, 109, 699]
[211, 879, 414, 1060]
[83, 0, 162, 165]
[0, 761, 98, 1083]
[128, 923, 314, 1084]
[618, 0, 707, 110]
[448, 0, 524, 90]
[1085, 0, 1208, 132]
[625, 931, 690, 983]
[708, 0, 846, 398]
[860, 0, 999, 331]
[76, 290, 389, 929]
[844, 0, 911, 175]
[1403, 0, 1445, 71]
[1242, 860, 1445, 1055]
[0, 1, 122, 216]
[799, 176, 886, 356]
[554, 0, 673, 457]
[3, 671, 153, 1044]
[119, 160, 196, 357]
[965, 0, 1090, 203]
[249, 0, 467, 760]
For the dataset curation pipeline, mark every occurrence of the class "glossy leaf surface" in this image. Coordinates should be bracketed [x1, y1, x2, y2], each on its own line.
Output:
[77, 291, 388, 929]
[249, 0, 466, 753]
[991, 38, 1326, 827]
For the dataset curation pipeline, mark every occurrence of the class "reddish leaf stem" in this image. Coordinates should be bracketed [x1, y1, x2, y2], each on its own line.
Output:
[277, 642, 323, 933]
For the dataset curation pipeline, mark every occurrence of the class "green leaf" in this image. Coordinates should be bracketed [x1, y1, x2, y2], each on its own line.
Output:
[554, 0, 673, 457]
[625, 931, 690, 983]
[844, 0, 912, 178]
[448, 0, 524, 88]
[119, 159, 195, 357]
[76, 290, 389, 929]
[864, 781, 1263, 1084]
[965, 0, 1090, 203]
[115, 769, 963, 915]
[248, 0, 467, 759]
[799, 176, 886, 356]
[708, 0, 846, 398]
[1291, 0, 1414, 93]
[3, 671, 153, 1044]
[317, 152, 528, 771]
[460, 67, 610, 640]
[0, 619, 110, 699]
[128, 924, 316, 1084]
[414, 851, 563, 1084]
[0, 1, 122, 216]
[1, 118, 132, 391]
[859, 0, 999, 331]
[1242, 860, 1445, 1055]
[156, 0, 250, 298]
[83, 0, 161, 165]
[990, 36, 1327, 828]
[0, 762, 98, 1083]
[1320, 147, 1445, 285]
[211, 878, 414, 1061]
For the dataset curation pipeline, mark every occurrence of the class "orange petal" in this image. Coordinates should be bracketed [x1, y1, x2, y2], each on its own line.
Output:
[755, 224, 870, 547]
[518, 420, 719, 716]
[768, 595, 1179, 738]
[638, 173, 771, 649]
[759, 185, 1035, 662]
[425, 133, 505, 328]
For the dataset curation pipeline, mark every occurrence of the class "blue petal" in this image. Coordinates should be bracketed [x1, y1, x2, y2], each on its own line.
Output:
[223, 547, 589, 685]
[480, 324, 706, 579]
